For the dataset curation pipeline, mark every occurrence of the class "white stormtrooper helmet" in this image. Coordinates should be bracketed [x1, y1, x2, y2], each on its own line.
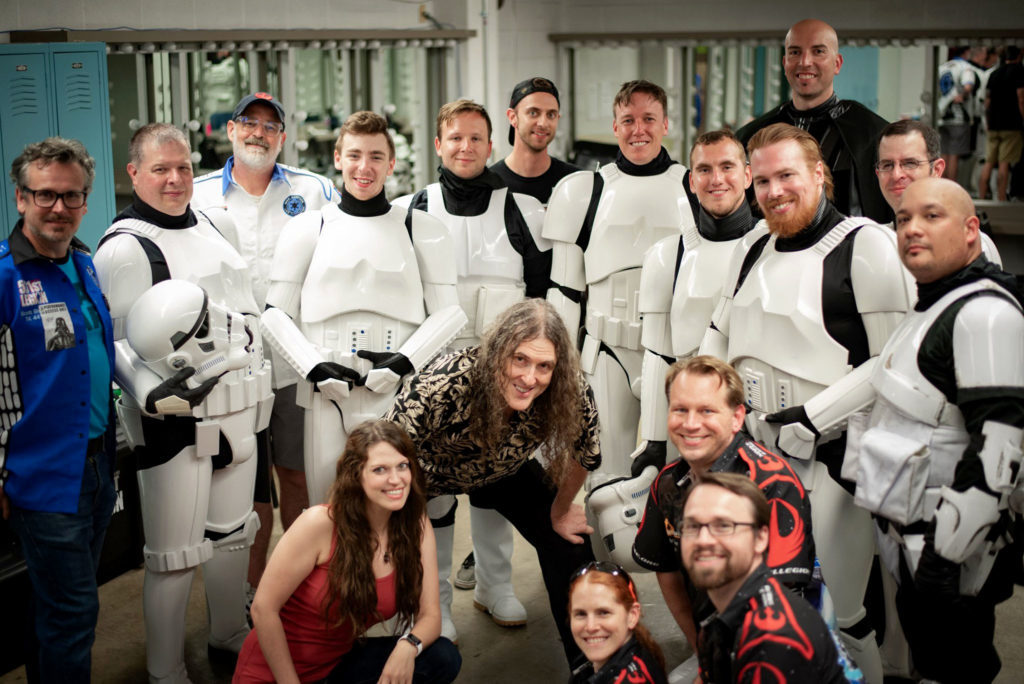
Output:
[585, 465, 659, 573]
[126, 279, 252, 385]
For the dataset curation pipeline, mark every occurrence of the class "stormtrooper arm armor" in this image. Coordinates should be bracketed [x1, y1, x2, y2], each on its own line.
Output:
[631, 237, 680, 474]
[513, 192, 553, 252]
[930, 296, 1024, 564]
[196, 206, 240, 254]
[544, 172, 594, 347]
[851, 223, 911, 355]
[698, 233, 750, 360]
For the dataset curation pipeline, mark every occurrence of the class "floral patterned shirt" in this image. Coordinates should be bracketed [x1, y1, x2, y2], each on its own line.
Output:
[385, 346, 601, 496]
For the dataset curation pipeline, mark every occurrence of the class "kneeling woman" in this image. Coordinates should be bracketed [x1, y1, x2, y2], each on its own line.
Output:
[568, 561, 667, 684]
[233, 420, 460, 684]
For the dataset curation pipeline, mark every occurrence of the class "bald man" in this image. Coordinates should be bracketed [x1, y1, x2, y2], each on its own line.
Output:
[737, 19, 891, 223]
[843, 177, 1024, 682]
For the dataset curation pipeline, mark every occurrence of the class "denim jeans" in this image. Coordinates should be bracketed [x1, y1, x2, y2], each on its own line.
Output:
[9, 447, 117, 683]
[326, 636, 462, 684]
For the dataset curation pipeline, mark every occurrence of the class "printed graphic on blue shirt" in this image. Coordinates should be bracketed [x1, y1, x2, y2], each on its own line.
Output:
[40, 303, 75, 351]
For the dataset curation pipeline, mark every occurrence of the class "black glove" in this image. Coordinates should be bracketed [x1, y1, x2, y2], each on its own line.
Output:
[630, 440, 667, 478]
[145, 367, 219, 415]
[307, 361, 361, 387]
[355, 350, 415, 381]
[915, 536, 961, 597]
[764, 404, 820, 437]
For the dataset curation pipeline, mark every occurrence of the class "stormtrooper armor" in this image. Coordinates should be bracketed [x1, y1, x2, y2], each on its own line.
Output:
[261, 202, 465, 505]
[545, 164, 694, 484]
[699, 216, 910, 684]
[392, 185, 547, 639]
[94, 211, 273, 684]
[586, 465, 658, 571]
[850, 279, 1024, 596]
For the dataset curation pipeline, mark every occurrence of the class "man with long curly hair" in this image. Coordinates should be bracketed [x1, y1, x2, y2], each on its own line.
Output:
[385, 298, 601, 670]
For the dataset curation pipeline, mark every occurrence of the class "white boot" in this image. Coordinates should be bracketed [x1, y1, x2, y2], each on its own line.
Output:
[433, 522, 458, 643]
[470, 506, 527, 627]
[144, 567, 196, 684]
[204, 513, 259, 653]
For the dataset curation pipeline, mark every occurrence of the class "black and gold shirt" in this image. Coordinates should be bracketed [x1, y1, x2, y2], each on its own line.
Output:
[385, 346, 600, 496]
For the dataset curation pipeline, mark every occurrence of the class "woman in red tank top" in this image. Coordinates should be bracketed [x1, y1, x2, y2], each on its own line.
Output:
[233, 420, 460, 683]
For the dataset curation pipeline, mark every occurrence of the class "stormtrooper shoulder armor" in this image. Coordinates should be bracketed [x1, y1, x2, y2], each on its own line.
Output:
[93, 232, 156, 325]
[543, 171, 595, 243]
[270, 209, 324, 286]
[851, 222, 910, 313]
[409, 209, 458, 286]
[953, 293, 1024, 391]
[511, 192, 551, 251]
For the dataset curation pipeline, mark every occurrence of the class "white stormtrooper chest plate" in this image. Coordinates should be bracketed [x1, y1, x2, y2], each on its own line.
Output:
[110, 217, 259, 316]
[728, 223, 859, 410]
[584, 164, 690, 285]
[426, 183, 523, 285]
[670, 224, 764, 356]
[299, 204, 426, 326]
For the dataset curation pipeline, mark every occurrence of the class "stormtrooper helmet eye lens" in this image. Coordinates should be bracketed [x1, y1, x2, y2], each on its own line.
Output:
[196, 311, 211, 339]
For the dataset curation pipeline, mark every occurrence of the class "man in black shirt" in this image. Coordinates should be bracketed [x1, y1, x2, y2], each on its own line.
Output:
[736, 19, 890, 223]
[491, 77, 578, 204]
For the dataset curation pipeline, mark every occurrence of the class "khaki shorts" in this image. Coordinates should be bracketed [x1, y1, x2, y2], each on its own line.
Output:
[986, 129, 1024, 165]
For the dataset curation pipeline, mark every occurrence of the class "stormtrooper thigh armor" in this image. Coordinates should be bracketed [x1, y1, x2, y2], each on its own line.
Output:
[96, 217, 273, 683]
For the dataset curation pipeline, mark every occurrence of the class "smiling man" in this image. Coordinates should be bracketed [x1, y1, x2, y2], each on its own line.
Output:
[545, 80, 697, 485]
[260, 110, 464, 507]
[630, 131, 766, 479]
[385, 299, 600, 672]
[701, 123, 911, 682]
[737, 19, 890, 223]
[632, 356, 813, 657]
[192, 92, 340, 616]
[491, 77, 578, 204]
[680, 473, 849, 684]
[394, 99, 550, 641]
[94, 123, 274, 683]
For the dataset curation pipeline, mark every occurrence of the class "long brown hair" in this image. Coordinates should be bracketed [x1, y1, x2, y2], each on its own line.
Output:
[322, 420, 427, 636]
[568, 564, 666, 673]
[469, 299, 584, 487]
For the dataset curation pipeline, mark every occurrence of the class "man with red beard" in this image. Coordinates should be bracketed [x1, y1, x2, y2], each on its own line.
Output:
[192, 93, 340, 616]
[681, 473, 851, 684]
[490, 77, 578, 205]
[632, 356, 814, 664]
[737, 19, 890, 224]
[701, 123, 910, 683]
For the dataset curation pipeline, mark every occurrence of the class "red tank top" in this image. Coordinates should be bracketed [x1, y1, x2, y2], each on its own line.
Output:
[233, 536, 398, 683]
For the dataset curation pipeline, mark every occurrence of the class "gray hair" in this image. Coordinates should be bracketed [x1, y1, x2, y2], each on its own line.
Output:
[10, 137, 95, 192]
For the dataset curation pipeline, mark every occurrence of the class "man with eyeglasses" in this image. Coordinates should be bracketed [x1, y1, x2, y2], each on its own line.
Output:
[193, 93, 340, 611]
[632, 356, 814, 668]
[876, 120, 1001, 272]
[490, 77, 578, 204]
[0, 137, 115, 683]
[680, 472, 851, 684]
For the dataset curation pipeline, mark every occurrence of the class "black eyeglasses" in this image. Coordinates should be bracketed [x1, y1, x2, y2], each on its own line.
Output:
[21, 187, 87, 209]
[571, 560, 637, 601]
[680, 520, 758, 538]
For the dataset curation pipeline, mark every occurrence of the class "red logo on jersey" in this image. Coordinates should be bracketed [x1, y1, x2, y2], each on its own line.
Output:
[737, 660, 788, 683]
[738, 578, 815, 661]
[767, 498, 805, 567]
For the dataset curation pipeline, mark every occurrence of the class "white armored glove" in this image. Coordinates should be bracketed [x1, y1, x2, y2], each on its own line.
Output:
[356, 350, 415, 395]
[307, 362, 361, 405]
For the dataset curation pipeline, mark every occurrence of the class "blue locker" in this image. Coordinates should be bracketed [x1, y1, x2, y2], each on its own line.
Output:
[0, 43, 114, 250]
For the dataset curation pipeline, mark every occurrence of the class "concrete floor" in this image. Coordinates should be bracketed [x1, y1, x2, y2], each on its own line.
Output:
[2, 494, 1023, 683]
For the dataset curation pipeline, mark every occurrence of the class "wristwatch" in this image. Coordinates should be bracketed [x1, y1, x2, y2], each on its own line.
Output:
[400, 632, 423, 656]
